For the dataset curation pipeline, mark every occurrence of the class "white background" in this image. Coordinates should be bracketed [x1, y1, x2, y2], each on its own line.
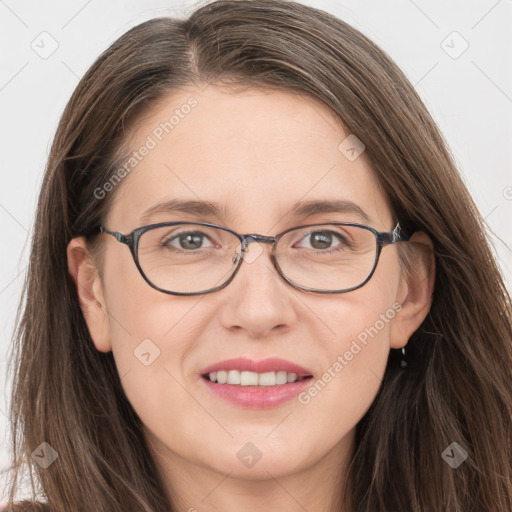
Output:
[1, 0, 511, 501]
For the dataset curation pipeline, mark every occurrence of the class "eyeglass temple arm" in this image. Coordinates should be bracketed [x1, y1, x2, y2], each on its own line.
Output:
[99, 226, 131, 245]
[380, 222, 411, 246]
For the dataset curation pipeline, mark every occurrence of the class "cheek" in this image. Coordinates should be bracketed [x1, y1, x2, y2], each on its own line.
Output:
[298, 257, 401, 428]
[100, 250, 198, 408]
[301, 314, 392, 417]
[103, 284, 204, 448]
[101, 244, 197, 344]
[104, 279, 200, 380]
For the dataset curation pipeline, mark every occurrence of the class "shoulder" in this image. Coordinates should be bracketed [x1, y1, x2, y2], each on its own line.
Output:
[1, 502, 49, 511]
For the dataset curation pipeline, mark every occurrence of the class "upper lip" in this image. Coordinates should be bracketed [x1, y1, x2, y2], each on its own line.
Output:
[200, 357, 313, 377]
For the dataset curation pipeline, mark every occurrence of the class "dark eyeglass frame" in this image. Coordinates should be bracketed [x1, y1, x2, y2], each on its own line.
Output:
[98, 221, 411, 296]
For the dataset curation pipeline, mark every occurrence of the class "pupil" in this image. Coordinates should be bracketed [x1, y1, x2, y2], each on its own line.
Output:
[311, 232, 331, 249]
[180, 233, 202, 250]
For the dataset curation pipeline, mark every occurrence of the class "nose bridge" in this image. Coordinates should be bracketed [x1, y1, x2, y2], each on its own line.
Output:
[240, 233, 276, 250]
[234, 232, 281, 281]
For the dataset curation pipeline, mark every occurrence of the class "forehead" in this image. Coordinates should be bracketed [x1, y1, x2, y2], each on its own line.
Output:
[106, 85, 393, 231]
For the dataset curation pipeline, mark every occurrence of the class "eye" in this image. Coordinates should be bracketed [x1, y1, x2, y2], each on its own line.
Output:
[163, 230, 216, 251]
[295, 230, 346, 251]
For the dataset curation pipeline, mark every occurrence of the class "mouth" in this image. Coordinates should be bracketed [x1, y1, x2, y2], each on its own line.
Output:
[199, 358, 314, 408]
[201, 370, 312, 386]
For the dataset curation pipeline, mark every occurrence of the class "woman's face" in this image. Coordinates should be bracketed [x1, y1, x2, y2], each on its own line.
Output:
[70, 85, 427, 488]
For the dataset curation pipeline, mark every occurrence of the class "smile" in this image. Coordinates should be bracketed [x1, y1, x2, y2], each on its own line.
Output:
[199, 358, 314, 408]
[204, 369, 309, 386]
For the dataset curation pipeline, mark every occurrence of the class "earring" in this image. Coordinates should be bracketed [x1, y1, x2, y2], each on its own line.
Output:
[400, 346, 407, 368]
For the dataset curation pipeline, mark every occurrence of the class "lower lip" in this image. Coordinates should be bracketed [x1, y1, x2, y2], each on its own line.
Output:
[201, 376, 313, 409]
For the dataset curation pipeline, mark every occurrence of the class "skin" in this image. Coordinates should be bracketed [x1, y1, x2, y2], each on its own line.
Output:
[68, 84, 435, 512]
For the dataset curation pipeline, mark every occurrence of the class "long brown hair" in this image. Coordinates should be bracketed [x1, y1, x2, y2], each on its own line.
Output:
[5, 0, 512, 510]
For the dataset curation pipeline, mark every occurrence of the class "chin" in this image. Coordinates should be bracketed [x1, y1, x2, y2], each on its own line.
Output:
[203, 439, 309, 479]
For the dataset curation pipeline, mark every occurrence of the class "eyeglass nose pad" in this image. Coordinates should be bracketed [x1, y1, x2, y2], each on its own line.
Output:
[234, 237, 265, 265]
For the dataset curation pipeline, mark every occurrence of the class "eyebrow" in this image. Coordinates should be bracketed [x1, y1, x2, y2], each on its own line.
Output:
[140, 198, 371, 225]
[290, 199, 371, 223]
[140, 199, 231, 225]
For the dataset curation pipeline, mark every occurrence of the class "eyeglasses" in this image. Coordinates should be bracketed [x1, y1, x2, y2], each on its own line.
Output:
[99, 221, 411, 296]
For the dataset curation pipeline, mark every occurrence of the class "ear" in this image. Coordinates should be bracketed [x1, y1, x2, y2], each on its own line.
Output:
[389, 231, 435, 349]
[67, 237, 112, 353]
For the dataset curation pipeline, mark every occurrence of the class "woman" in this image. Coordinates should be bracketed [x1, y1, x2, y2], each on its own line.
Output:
[4, 0, 512, 510]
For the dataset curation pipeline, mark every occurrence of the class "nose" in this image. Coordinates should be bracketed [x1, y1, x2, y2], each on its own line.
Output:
[217, 240, 298, 338]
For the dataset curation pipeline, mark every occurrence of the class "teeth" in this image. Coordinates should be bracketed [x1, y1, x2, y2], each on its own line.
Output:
[258, 372, 275, 386]
[276, 371, 287, 385]
[207, 370, 307, 386]
[227, 370, 240, 384]
[240, 371, 258, 386]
